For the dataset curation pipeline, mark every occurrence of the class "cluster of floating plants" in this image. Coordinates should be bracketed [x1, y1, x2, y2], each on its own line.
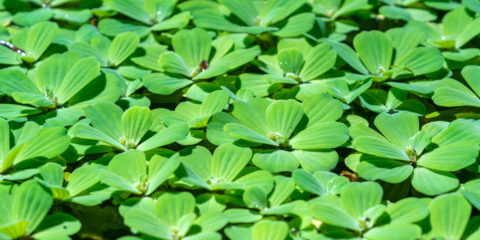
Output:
[1, 0, 480, 239]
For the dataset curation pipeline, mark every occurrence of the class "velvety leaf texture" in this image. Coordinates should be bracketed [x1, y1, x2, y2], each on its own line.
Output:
[1, 1, 480, 239]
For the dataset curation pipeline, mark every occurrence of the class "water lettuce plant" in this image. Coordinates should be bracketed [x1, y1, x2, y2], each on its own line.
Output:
[348, 112, 480, 195]
[1, 0, 480, 239]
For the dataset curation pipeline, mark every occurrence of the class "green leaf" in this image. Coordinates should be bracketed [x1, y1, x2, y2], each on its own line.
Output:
[430, 193, 471, 239]
[108, 32, 140, 67]
[206, 112, 241, 145]
[14, 127, 70, 167]
[151, 12, 191, 31]
[66, 165, 101, 197]
[231, 98, 270, 135]
[0, 70, 38, 97]
[84, 102, 123, 140]
[146, 154, 180, 195]
[0, 221, 29, 240]
[310, 200, 359, 230]
[277, 49, 303, 76]
[387, 27, 424, 61]
[0, 47, 21, 65]
[32, 213, 81, 240]
[462, 65, 480, 97]
[324, 39, 369, 75]
[395, 47, 444, 76]
[386, 198, 429, 224]
[456, 17, 480, 48]
[374, 112, 418, 149]
[25, 21, 59, 61]
[417, 143, 478, 171]
[55, 57, 100, 105]
[253, 150, 299, 173]
[193, 211, 227, 233]
[303, 93, 344, 124]
[220, 0, 258, 26]
[292, 169, 324, 195]
[341, 182, 383, 219]
[38, 163, 63, 187]
[243, 187, 268, 209]
[175, 146, 212, 181]
[156, 192, 196, 227]
[266, 99, 303, 139]
[143, 73, 192, 95]
[103, 150, 146, 194]
[353, 31, 393, 74]
[224, 123, 278, 146]
[433, 86, 480, 107]
[121, 106, 152, 148]
[71, 123, 126, 151]
[137, 123, 189, 151]
[290, 122, 349, 150]
[293, 150, 338, 172]
[364, 224, 421, 240]
[195, 46, 260, 80]
[124, 209, 171, 239]
[13, 180, 53, 234]
[104, 0, 151, 25]
[442, 7, 470, 39]
[251, 220, 288, 240]
[211, 143, 252, 182]
[172, 28, 211, 69]
[260, 0, 306, 25]
[200, 90, 229, 117]
[0, 118, 10, 161]
[131, 45, 166, 71]
[411, 167, 459, 196]
[274, 13, 315, 38]
[158, 51, 191, 76]
[269, 176, 295, 207]
[353, 136, 410, 161]
[225, 209, 261, 224]
[98, 18, 151, 37]
[299, 43, 337, 81]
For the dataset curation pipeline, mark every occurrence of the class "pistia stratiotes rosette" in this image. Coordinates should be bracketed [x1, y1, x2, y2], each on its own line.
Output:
[240, 38, 337, 97]
[71, 102, 189, 152]
[34, 162, 112, 206]
[100, 0, 191, 37]
[407, 6, 480, 62]
[142, 28, 260, 96]
[172, 143, 275, 192]
[0, 21, 58, 64]
[0, 51, 124, 124]
[0, 118, 70, 180]
[359, 87, 427, 115]
[155, 90, 230, 145]
[179, 0, 314, 37]
[3, 0, 480, 239]
[309, 181, 428, 240]
[325, 27, 444, 80]
[347, 111, 480, 195]
[69, 31, 140, 68]
[119, 192, 227, 240]
[96, 150, 180, 196]
[207, 93, 349, 173]
[0, 180, 81, 240]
